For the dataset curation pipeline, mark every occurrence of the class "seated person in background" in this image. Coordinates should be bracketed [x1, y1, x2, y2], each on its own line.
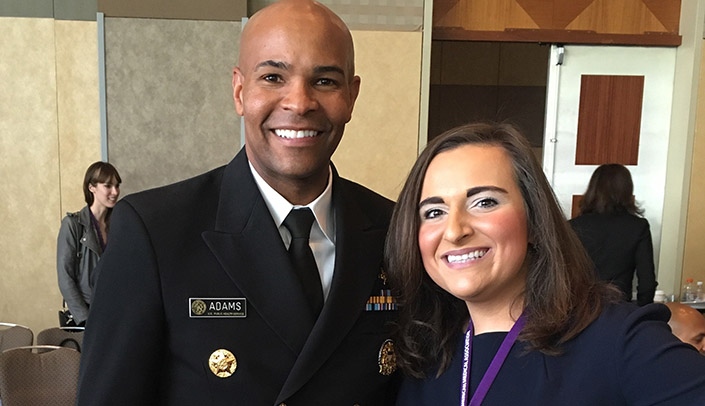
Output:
[569, 163, 657, 306]
[666, 302, 705, 354]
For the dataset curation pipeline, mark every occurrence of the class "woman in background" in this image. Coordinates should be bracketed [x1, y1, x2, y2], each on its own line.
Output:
[386, 122, 705, 405]
[57, 161, 121, 326]
[570, 163, 657, 306]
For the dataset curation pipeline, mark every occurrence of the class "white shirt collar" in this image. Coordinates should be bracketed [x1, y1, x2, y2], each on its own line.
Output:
[248, 162, 335, 244]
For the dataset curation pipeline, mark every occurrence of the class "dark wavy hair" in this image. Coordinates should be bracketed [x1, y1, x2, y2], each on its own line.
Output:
[385, 122, 619, 378]
[83, 161, 122, 206]
[579, 163, 643, 216]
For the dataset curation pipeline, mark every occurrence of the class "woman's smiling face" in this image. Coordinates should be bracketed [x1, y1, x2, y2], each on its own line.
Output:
[417, 144, 529, 308]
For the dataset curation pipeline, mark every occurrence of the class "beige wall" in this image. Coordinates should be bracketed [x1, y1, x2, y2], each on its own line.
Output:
[57, 20, 103, 212]
[682, 40, 705, 287]
[335, 30, 421, 200]
[0, 17, 100, 335]
[658, 0, 705, 297]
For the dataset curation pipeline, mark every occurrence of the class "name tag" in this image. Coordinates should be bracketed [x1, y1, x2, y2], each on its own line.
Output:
[190, 298, 247, 318]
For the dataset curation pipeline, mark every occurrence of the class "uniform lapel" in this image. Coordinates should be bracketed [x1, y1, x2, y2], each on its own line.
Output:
[201, 150, 315, 354]
[276, 172, 387, 402]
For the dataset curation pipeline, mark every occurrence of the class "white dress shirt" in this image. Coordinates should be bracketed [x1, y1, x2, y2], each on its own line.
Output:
[249, 162, 336, 301]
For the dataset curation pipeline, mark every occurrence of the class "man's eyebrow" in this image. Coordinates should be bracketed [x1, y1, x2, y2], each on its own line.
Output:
[255, 60, 289, 70]
[252, 61, 345, 77]
[313, 65, 345, 76]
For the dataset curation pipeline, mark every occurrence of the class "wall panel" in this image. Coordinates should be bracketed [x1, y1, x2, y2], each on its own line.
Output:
[575, 75, 644, 165]
[56, 20, 102, 213]
[98, 0, 246, 20]
[250, 0, 425, 31]
[335, 31, 422, 200]
[0, 0, 54, 18]
[104, 17, 242, 196]
[433, 0, 682, 45]
[0, 18, 62, 333]
[428, 41, 548, 146]
[682, 40, 705, 284]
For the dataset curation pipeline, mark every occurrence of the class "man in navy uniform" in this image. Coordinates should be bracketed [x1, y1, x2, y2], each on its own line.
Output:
[76, 0, 398, 404]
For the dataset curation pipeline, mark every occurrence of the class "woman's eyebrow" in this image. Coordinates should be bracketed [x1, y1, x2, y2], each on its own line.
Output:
[466, 185, 507, 197]
[418, 186, 509, 207]
[418, 196, 444, 207]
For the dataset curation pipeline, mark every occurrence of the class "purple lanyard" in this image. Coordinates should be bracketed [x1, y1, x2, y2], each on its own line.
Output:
[460, 312, 527, 406]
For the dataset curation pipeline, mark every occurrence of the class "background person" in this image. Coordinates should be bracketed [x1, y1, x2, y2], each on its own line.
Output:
[570, 163, 657, 306]
[56, 161, 121, 327]
[666, 302, 705, 354]
[386, 122, 705, 405]
[76, 1, 398, 404]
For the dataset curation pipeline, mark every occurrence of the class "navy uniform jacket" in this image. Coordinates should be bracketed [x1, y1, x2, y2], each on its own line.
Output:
[77, 149, 398, 405]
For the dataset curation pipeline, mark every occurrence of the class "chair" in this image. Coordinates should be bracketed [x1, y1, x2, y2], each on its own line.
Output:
[0, 345, 80, 406]
[0, 323, 33, 352]
[36, 327, 84, 352]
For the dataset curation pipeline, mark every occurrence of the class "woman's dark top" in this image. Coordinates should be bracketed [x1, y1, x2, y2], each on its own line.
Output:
[570, 212, 657, 305]
[396, 303, 705, 405]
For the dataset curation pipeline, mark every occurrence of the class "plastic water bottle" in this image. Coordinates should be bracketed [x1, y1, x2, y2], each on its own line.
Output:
[682, 278, 696, 302]
[653, 290, 667, 303]
[697, 281, 704, 302]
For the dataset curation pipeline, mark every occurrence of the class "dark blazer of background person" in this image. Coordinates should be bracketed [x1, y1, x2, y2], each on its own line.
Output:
[570, 212, 656, 305]
[76, 150, 396, 405]
[569, 163, 656, 306]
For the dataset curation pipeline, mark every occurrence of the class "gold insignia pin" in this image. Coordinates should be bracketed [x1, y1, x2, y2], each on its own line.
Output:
[378, 268, 388, 285]
[191, 299, 207, 316]
[209, 349, 237, 378]
[377, 339, 397, 376]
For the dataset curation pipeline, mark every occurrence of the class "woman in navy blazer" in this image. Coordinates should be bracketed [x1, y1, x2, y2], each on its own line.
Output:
[385, 123, 705, 405]
[569, 163, 657, 306]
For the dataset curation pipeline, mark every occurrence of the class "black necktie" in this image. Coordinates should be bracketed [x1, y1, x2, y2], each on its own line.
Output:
[283, 208, 324, 317]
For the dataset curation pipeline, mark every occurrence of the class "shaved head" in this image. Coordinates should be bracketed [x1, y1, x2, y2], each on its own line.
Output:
[239, 0, 356, 77]
[666, 302, 705, 354]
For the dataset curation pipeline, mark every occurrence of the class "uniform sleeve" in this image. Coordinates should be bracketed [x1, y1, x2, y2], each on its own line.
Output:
[76, 200, 166, 405]
[618, 304, 705, 405]
[57, 216, 90, 322]
[634, 219, 657, 306]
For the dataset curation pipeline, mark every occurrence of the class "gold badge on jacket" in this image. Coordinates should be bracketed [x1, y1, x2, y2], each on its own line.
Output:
[377, 339, 397, 376]
[208, 349, 237, 378]
[378, 268, 388, 285]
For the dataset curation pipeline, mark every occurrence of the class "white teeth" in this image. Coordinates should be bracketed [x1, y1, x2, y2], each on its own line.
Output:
[275, 129, 318, 139]
[447, 249, 487, 264]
